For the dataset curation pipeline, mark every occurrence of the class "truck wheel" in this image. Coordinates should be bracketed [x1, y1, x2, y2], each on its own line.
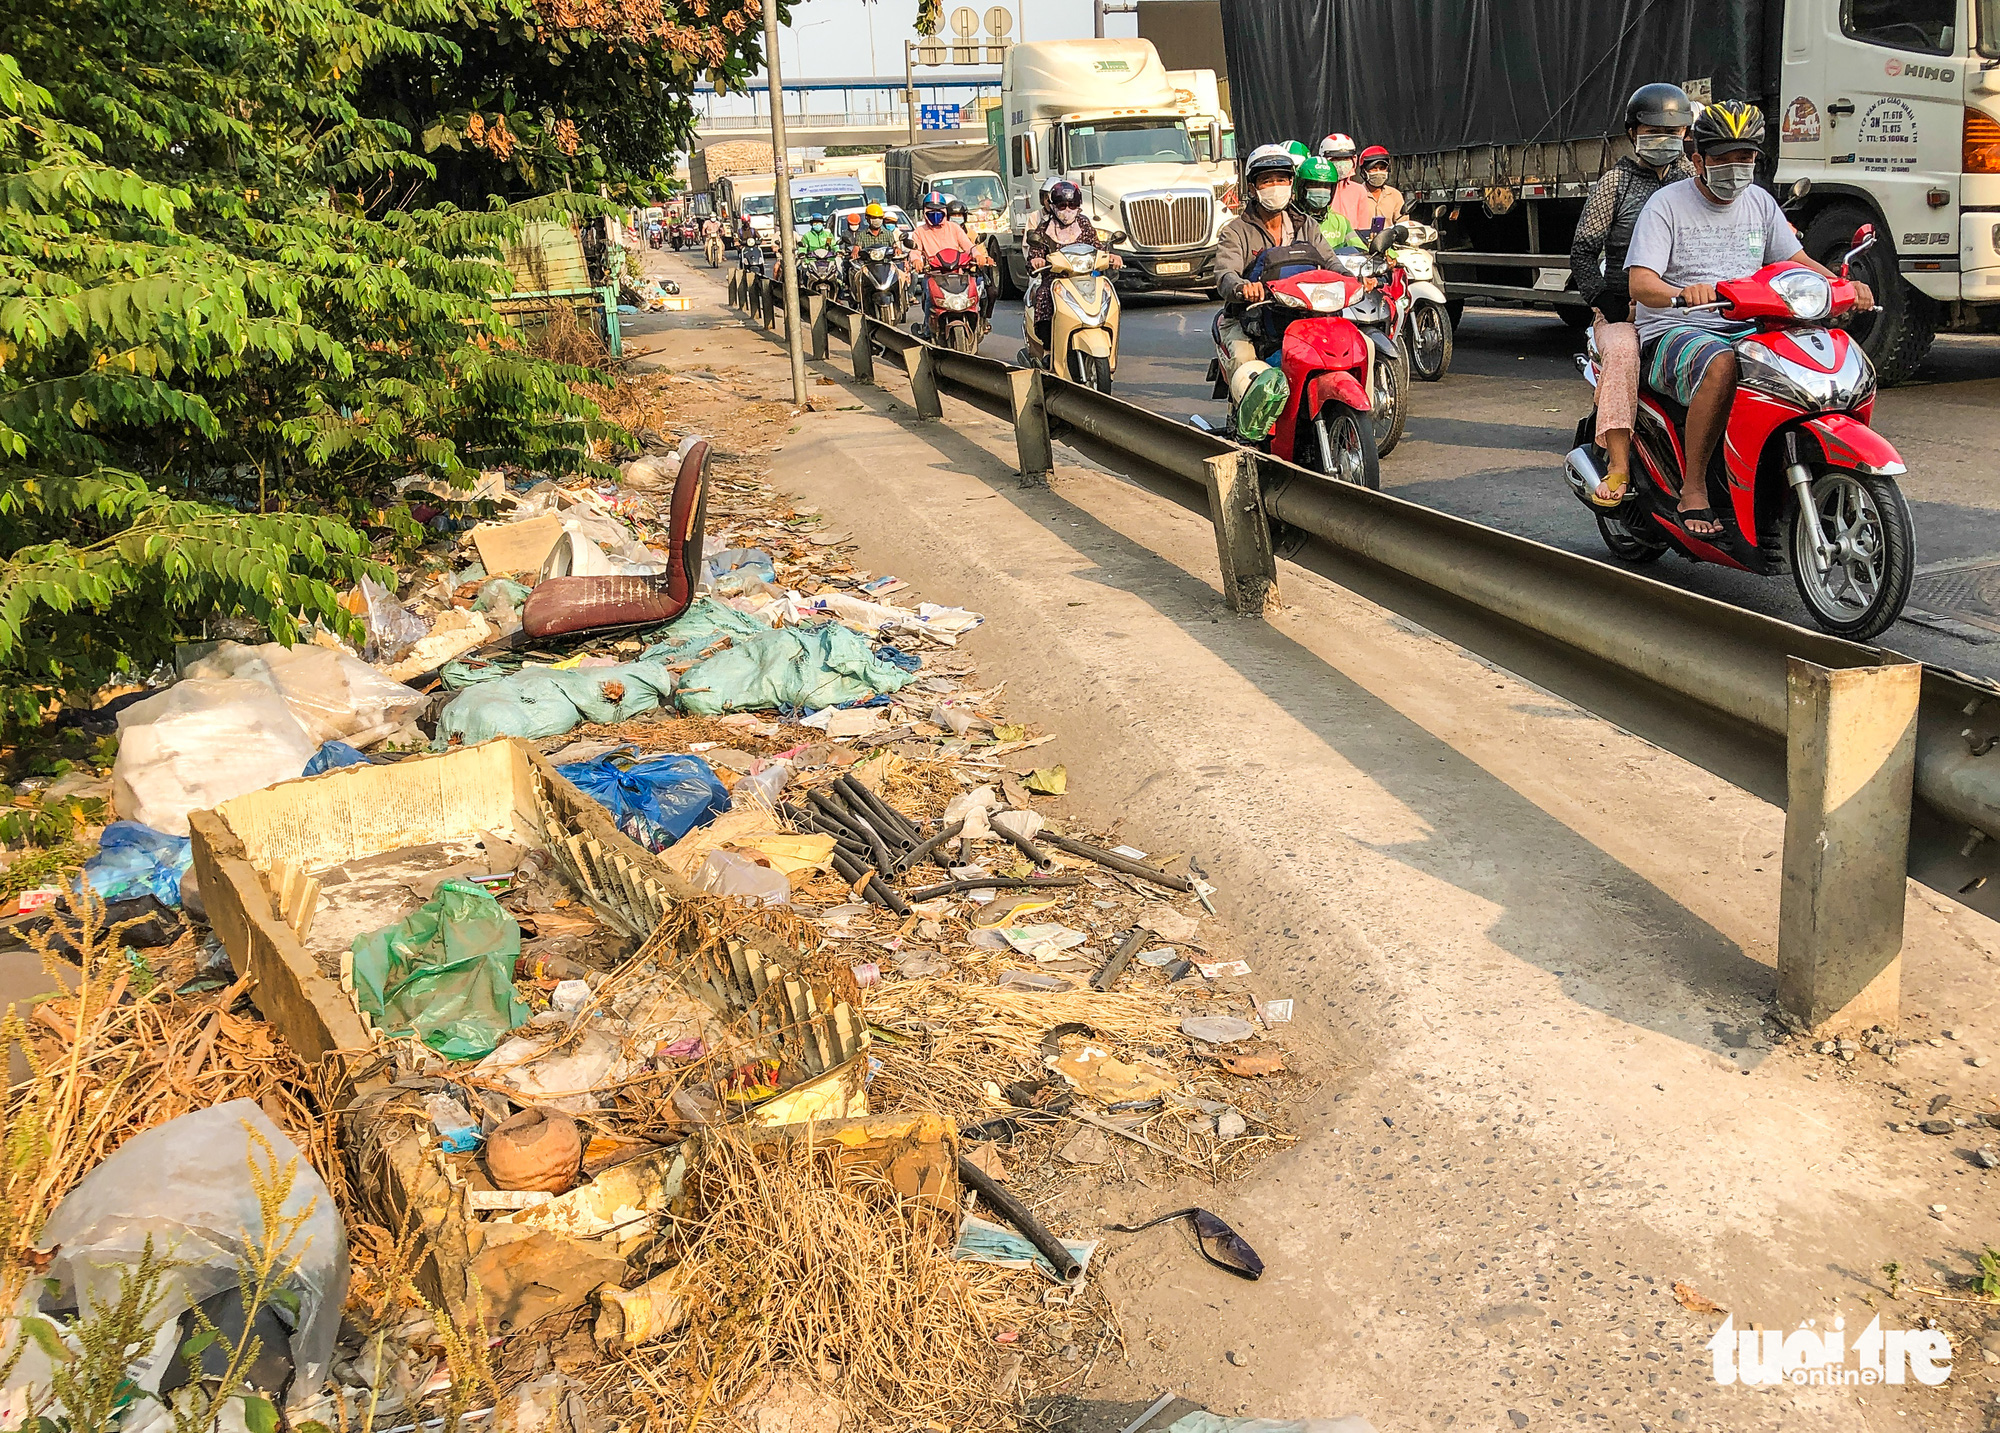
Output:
[1804, 204, 1933, 385]
[1445, 298, 1464, 329]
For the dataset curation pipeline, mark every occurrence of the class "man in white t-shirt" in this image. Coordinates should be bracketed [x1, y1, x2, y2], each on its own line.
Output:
[1625, 100, 1872, 539]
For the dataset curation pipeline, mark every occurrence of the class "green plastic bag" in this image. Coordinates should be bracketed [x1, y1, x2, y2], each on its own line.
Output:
[674, 621, 914, 717]
[350, 880, 528, 1059]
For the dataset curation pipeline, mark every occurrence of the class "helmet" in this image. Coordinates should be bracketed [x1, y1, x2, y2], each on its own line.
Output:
[945, 198, 968, 219]
[1048, 179, 1081, 210]
[1626, 81, 1694, 131]
[922, 190, 947, 222]
[1319, 132, 1356, 161]
[1296, 156, 1336, 213]
[1359, 145, 1390, 167]
[864, 202, 885, 219]
[1039, 174, 1060, 207]
[1283, 139, 1311, 165]
[1691, 100, 1765, 154]
[1243, 143, 1296, 185]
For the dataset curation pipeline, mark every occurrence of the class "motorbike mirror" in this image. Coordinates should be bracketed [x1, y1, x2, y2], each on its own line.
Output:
[1109, 229, 1128, 245]
[1373, 224, 1408, 254]
[1788, 176, 1812, 202]
[1841, 222, 1875, 276]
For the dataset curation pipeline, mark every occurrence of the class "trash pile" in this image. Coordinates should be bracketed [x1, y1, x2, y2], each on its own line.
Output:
[0, 345, 1309, 1431]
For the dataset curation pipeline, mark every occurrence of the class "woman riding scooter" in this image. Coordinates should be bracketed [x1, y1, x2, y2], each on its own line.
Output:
[1568, 82, 1696, 507]
[1024, 180, 1121, 355]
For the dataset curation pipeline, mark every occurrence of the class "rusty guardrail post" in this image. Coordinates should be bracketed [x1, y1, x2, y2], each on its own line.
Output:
[1202, 451, 1279, 616]
[906, 345, 943, 420]
[1778, 656, 1920, 1034]
[1007, 368, 1054, 487]
[760, 276, 775, 331]
[809, 295, 829, 360]
[847, 311, 875, 384]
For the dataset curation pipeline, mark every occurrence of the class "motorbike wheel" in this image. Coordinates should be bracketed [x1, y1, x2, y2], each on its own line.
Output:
[1372, 349, 1408, 458]
[1069, 351, 1111, 392]
[1409, 301, 1453, 382]
[948, 322, 978, 355]
[1594, 509, 1668, 564]
[1308, 405, 1380, 490]
[1788, 468, 1915, 640]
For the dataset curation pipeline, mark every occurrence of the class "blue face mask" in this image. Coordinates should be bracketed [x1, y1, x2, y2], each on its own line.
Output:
[926, 211, 945, 225]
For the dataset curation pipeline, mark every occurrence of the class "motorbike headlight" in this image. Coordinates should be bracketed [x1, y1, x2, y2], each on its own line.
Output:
[1059, 278, 1107, 321]
[1293, 281, 1347, 312]
[940, 288, 975, 311]
[1769, 268, 1833, 322]
[1334, 251, 1367, 276]
[1734, 338, 1876, 411]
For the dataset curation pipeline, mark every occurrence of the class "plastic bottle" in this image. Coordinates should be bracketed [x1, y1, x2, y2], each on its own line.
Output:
[729, 760, 792, 812]
[425, 1092, 482, 1153]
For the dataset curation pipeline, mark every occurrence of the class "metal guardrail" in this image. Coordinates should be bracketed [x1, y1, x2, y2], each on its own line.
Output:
[724, 269, 2000, 906]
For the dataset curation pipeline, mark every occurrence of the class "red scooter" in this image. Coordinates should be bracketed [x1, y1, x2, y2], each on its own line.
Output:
[1565, 225, 1914, 639]
[919, 248, 987, 354]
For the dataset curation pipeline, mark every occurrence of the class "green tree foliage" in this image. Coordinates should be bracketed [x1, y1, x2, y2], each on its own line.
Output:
[0, 0, 618, 721]
[358, 0, 782, 206]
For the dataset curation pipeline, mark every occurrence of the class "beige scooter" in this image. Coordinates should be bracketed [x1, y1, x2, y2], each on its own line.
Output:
[1020, 237, 1125, 392]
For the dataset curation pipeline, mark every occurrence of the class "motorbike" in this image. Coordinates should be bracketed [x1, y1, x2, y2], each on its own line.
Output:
[1563, 224, 1914, 639]
[1208, 263, 1402, 489]
[702, 229, 724, 268]
[647, 226, 665, 250]
[852, 240, 906, 323]
[738, 235, 770, 281]
[1323, 228, 1410, 456]
[1390, 220, 1453, 382]
[920, 248, 986, 354]
[796, 249, 846, 302]
[1020, 239, 1122, 391]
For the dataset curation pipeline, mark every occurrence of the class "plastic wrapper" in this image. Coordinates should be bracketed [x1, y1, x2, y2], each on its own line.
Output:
[350, 879, 527, 1059]
[359, 575, 429, 660]
[26, 1101, 347, 1407]
[436, 660, 678, 746]
[112, 679, 319, 836]
[674, 622, 915, 717]
[696, 849, 792, 906]
[81, 821, 194, 905]
[556, 751, 730, 853]
[477, 1027, 630, 1115]
[182, 640, 426, 747]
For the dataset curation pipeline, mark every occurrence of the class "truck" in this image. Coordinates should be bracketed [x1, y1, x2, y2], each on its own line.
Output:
[1168, 68, 1238, 187]
[987, 38, 1233, 298]
[1219, 0, 2000, 382]
[688, 139, 775, 205]
[885, 141, 1009, 245]
[812, 154, 888, 209]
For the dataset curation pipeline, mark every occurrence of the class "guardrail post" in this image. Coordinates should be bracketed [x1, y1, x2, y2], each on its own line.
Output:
[905, 345, 943, 420]
[1008, 368, 1054, 487]
[809, 296, 829, 360]
[759, 277, 775, 331]
[1201, 451, 1279, 616]
[1778, 656, 1919, 1034]
[847, 311, 875, 384]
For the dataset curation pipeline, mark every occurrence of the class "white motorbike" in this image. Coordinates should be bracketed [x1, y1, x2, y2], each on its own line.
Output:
[1021, 240, 1123, 391]
[1392, 220, 1452, 382]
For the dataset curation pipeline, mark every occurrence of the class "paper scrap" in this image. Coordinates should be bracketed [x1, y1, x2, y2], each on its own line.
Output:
[1197, 959, 1252, 979]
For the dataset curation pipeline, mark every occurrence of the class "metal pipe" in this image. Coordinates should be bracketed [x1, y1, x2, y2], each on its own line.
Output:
[1040, 833, 1195, 892]
[896, 819, 965, 874]
[1090, 926, 1148, 992]
[901, 874, 1086, 902]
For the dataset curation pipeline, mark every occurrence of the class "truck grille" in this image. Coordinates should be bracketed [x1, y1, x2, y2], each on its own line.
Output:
[1121, 194, 1210, 249]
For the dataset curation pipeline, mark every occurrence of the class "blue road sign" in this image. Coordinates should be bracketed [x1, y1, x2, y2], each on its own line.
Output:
[919, 103, 962, 130]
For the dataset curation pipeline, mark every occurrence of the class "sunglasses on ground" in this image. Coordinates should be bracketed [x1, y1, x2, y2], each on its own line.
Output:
[1106, 1206, 1264, 1280]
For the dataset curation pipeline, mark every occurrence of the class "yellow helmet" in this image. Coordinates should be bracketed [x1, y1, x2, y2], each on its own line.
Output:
[864, 203, 886, 219]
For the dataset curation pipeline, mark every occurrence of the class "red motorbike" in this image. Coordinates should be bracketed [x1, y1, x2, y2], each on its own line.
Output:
[919, 248, 987, 354]
[1565, 225, 1913, 639]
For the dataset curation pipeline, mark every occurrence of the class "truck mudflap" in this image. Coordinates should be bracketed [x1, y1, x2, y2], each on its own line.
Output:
[1801, 414, 1907, 478]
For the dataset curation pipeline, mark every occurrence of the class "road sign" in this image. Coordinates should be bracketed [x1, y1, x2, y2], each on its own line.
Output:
[915, 37, 946, 64]
[950, 6, 980, 35]
[985, 6, 1012, 36]
[920, 103, 963, 130]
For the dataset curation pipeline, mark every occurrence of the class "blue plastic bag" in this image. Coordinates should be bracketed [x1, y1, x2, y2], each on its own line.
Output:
[82, 821, 194, 905]
[557, 751, 731, 853]
[304, 741, 370, 776]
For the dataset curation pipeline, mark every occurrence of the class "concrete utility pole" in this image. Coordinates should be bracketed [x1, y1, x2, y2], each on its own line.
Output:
[762, 0, 808, 408]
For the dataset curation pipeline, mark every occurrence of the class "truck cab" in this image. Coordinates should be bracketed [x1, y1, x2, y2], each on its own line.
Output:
[1168, 67, 1239, 207]
[994, 39, 1228, 295]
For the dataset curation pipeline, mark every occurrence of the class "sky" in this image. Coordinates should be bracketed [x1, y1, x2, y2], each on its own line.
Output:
[702, 0, 1142, 119]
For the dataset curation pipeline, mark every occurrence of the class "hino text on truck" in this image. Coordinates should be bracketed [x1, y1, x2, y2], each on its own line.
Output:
[1221, 0, 2000, 382]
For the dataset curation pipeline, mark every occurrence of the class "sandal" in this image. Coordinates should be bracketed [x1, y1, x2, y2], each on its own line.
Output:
[1677, 505, 1725, 538]
[1588, 472, 1631, 509]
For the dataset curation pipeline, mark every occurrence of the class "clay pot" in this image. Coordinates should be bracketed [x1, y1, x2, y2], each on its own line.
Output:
[485, 1107, 583, 1193]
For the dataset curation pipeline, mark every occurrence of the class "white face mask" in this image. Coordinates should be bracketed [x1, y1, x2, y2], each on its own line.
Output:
[1054, 205, 1080, 223]
[1256, 181, 1294, 212]
[1702, 160, 1755, 202]
[1334, 159, 1356, 179]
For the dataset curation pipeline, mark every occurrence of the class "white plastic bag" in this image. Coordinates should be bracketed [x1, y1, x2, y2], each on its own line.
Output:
[183, 641, 425, 746]
[113, 679, 318, 835]
[697, 849, 792, 907]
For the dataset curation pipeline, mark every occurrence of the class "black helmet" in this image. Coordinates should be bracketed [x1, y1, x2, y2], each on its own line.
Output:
[1048, 179, 1081, 208]
[1691, 99, 1766, 154]
[1626, 82, 1694, 131]
[946, 198, 968, 219]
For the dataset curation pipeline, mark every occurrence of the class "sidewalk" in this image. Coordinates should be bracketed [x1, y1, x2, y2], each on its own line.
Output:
[634, 248, 2000, 1432]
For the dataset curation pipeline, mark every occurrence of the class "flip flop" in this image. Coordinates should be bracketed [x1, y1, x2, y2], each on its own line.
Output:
[1587, 473, 1631, 509]
[1677, 506, 1724, 538]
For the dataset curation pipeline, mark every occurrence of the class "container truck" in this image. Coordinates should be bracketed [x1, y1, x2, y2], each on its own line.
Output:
[1220, 0, 2000, 381]
[988, 38, 1232, 297]
[1169, 68, 1237, 182]
[886, 141, 1009, 249]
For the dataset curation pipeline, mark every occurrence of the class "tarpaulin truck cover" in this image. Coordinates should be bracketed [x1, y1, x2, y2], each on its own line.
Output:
[1218, 0, 1777, 154]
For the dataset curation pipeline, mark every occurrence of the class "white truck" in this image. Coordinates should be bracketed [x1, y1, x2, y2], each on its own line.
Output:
[988, 38, 1231, 298]
[1169, 67, 1237, 193]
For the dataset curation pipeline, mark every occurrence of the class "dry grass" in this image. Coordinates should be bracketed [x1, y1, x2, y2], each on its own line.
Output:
[598, 1128, 1028, 1431]
[521, 299, 611, 367]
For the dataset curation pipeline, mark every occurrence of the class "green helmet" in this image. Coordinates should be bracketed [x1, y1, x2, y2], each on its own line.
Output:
[1283, 139, 1311, 165]
[1296, 155, 1337, 214]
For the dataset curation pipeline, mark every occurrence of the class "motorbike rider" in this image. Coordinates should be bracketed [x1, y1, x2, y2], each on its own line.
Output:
[1024, 178, 1123, 353]
[1353, 146, 1405, 233]
[907, 190, 980, 331]
[1568, 82, 1697, 507]
[1625, 99, 1873, 538]
[1295, 156, 1362, 250]
[796, 212, 839, 260]
[946, 196, 999, 316]
[1215, 143, 1341, 439]
[849, 202, 906, 307]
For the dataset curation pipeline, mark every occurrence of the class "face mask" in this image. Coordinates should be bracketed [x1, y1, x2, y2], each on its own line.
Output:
[926, 212, 944, 225]
[1256, 181, 1294, 212]
[1055, 205, 1080, 223]
[1634, 134, 1684, 166]
[1364, 167, 1388, 188]
[1702, 161, 1755, 202]
[1304, 186, 1332, 210]
[1334, 159, 1356, 179]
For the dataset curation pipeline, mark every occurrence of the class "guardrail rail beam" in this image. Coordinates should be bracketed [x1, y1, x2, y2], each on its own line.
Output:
[847, 311, 875, 384]
[1778, 656, 1920, 1034]
[907, 345, 943, 420]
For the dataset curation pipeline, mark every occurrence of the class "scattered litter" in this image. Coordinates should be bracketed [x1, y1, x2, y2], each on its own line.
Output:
[1197, 959, 1252, 979]
[350, 879, 528, 1059]
[1182, 1015, 1257, 1045]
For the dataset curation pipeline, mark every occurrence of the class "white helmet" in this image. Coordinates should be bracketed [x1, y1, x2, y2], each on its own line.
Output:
[1039, 174, 1061, 208]
[1242, 143, 1298, 184]
[1319, 132, 1357, 161]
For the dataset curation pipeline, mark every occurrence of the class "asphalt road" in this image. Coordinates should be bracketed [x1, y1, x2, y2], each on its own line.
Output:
[980, 291, 2000, 679]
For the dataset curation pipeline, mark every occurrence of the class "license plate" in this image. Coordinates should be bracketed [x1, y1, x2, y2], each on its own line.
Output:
[1533, 267, 1570, 292]
[1155, 260, 1192, 275]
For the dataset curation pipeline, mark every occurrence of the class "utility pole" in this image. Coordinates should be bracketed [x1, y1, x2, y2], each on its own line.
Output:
[762, 2, 808, 408]
[904, 40, 918, 144]
[1092, 0, 1135, 38]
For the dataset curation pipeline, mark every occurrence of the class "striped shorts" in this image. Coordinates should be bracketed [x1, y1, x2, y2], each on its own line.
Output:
[1643, 323, 1751, 406]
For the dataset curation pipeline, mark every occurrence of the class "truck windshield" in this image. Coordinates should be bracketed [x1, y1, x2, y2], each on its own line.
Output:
[864, 184, 887, 206]
[1063, 119, 1195, 168]
[791, 194, 861, 224]
[1981, 0, 2000, 56]
[932, 174, 1006, 209]
[741, 194, 775, 217]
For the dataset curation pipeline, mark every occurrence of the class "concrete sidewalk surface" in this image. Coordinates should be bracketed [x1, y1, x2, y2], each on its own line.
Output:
[629, 250, 2000, 1432]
